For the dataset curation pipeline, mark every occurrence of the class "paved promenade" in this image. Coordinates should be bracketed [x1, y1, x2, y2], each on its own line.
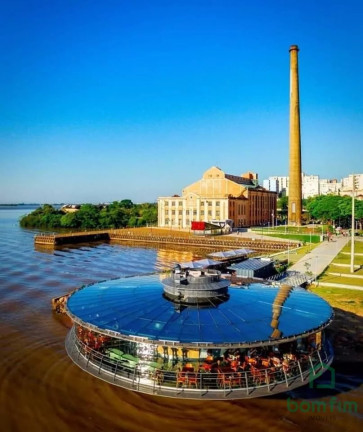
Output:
[289, 236, 350, 279]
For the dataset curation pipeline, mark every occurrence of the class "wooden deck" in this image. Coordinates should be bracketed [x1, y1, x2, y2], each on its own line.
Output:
[35, 228, 298, 252]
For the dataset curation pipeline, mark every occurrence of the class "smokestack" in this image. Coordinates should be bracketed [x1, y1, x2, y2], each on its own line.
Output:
[288, 45, 302, 226]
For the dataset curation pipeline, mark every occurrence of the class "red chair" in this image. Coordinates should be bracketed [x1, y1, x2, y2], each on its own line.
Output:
[229, 373, 242, 387]
[176, 372, 187, 387]
[217, 371, 230, 388]
[261, 359, 270, 368]
[202, 363, 212, 372]
[187, 373, 198, 388]
[250, 366, 263, 385]
[230, 360, 239, 371]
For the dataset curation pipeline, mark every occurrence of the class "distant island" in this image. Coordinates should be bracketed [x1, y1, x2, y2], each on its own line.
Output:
[19, 200, 157, 230]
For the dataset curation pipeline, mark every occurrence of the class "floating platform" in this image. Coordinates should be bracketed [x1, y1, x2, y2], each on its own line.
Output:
[34, 231, 110, 246]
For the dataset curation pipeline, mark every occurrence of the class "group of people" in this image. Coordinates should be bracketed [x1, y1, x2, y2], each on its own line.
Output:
[200, 346, 308, 376]
[76, 325, 110, 351]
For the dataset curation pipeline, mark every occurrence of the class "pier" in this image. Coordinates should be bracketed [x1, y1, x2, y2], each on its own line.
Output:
[34, 230, 110, 246]
[34, 228, 299, 252]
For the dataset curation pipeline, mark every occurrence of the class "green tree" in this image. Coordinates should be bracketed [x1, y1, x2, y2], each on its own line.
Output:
[119, 199, 134, 209]
[277, 196, 288, 211]
[19, 200, 159, 230]
[76, 204, 100, 229]
[60, 212, 80, 228]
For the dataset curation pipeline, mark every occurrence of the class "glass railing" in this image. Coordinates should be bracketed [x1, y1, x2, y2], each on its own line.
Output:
[66, 327, 333, 398]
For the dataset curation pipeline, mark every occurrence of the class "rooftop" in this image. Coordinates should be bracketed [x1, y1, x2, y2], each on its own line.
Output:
[66, 273, 333, 348]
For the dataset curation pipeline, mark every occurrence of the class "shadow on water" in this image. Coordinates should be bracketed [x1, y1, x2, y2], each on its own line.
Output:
[271, 307, 363, 401]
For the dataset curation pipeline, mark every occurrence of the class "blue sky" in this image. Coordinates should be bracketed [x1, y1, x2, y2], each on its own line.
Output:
[1, 0, 362, 203]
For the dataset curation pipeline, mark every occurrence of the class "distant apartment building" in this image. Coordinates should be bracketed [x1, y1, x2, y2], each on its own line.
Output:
[301, 174, 319, 199]
[319, 178, 342, 196]
[263, 173, 363, 200]
[341, 174, 363, 199]
[262, 176, 289, 196]
[158, 166, 277, 229]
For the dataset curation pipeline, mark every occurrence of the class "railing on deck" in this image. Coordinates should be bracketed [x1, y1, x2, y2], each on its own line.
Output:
[65, 328, 333, 399]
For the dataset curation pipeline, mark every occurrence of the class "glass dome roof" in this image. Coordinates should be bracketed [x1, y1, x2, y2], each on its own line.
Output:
[66, 274, 333, 346]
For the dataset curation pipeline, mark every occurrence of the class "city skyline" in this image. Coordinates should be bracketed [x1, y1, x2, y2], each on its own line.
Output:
[1, 0, 363, 203]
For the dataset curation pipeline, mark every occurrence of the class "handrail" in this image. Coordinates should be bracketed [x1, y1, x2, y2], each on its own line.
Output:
[66, 327, 333, 398]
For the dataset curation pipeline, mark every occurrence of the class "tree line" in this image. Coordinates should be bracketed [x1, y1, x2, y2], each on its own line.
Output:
[20, 200, 158, 230]
[277, 195, 363, 228]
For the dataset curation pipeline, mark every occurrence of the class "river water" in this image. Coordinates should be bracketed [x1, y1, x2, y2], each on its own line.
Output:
[0, 207, 361, 432]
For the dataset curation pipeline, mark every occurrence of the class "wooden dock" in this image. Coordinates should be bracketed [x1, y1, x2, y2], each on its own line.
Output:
[34, 230, 110, 246]
[34, 229, 299, 252]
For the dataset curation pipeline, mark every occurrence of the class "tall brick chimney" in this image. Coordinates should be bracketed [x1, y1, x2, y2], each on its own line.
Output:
[288, 45, 302, 226]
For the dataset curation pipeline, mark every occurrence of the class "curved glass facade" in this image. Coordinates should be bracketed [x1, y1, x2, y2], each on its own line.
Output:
[66, 274, 333, 345]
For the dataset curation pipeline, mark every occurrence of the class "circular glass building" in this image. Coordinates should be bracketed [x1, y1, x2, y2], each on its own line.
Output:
[65, 268, 334, 399]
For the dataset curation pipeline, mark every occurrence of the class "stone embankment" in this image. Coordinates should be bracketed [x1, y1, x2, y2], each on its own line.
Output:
[35, 228, 298, 252]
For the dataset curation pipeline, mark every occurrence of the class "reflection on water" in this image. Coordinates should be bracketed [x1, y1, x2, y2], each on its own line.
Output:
[0, 208, 361, 432]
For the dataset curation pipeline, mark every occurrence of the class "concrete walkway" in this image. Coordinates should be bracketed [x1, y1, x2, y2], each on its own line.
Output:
[289, 236, 350, 279]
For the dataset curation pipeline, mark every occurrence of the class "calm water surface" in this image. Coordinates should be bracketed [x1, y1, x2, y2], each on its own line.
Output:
[0, 207, 361, 432]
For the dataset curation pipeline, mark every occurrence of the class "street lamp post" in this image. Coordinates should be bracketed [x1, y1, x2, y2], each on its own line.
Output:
[351, 175, 356, 273]
[314, 256, 318, 283]
[287, 241, 290, 265]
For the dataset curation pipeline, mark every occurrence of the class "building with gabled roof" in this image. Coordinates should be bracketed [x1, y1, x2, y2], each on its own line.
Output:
[158, 166, 277, 229]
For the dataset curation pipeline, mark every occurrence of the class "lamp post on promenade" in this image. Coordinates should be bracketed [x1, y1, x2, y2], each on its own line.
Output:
[287, 241, 290, 266]
[350, 175, 356, 273]
[314, 256, 318, 283]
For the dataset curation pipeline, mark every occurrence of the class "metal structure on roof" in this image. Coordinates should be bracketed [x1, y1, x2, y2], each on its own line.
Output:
[228, 258, 272, 271]
[208, 248, 254, 261]
[180, 258, 221, 269]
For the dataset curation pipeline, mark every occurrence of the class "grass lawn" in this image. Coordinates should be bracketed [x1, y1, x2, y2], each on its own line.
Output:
[309, 286, 363, 362]
[260, 233, 321, 243]
[329, 264, 363, 276]
[331, 253, 363, 266]
[252, 225, 327, 234]
[310, 242, 363, 362]
[270, 243, 320, 265]
[317, 239, 363, 289]
[309, 286, 363, 316]
[319, 274, 363, 286]
[341, 240, 363, 254]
